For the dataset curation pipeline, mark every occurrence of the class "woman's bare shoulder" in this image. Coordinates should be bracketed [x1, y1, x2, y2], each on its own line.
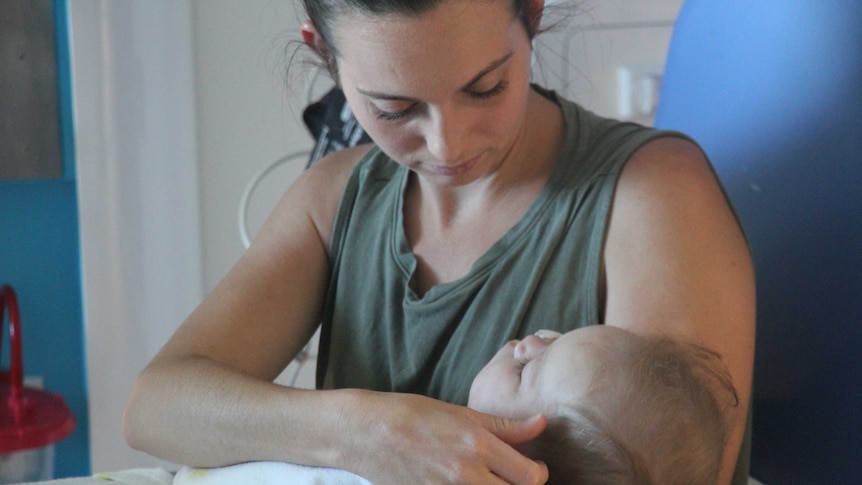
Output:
[617, 136, 716, 198]
[287, 143, 375, 248]
[303, 143, 375, 185]
[603, 133, 755, 351]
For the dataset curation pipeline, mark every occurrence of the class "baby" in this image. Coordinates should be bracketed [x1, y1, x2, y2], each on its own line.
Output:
[469, 325, 737, 485]
[174, 326, 736, 485]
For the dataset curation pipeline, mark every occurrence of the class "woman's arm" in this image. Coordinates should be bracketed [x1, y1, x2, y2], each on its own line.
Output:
[122, 145, 547, 485]
[123, 145, 364, 466]
[603, 137, 755, 485]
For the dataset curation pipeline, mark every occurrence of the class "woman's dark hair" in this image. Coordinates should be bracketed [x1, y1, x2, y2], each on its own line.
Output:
[301, 0, 542, 74]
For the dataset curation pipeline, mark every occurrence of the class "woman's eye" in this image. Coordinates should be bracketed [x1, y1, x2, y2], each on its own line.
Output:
[374, 104, 414, 122]
[469, 80, 508, 100]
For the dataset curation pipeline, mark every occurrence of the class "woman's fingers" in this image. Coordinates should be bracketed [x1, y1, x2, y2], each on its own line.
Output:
[482, 413, 547, 445]
[477, 413, 548, 485]
[350, 393, 548, 485]
[490, 452, 548, 485]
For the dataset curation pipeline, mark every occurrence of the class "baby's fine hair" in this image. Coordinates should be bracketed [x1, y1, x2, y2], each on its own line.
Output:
[526, 335, 738, 485]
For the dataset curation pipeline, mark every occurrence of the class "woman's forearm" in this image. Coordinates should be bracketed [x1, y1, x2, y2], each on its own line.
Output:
[124, 356, 548, 485]
[123, 355, 352, 468]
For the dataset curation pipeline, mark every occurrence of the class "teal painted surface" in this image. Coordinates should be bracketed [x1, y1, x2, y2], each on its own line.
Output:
[55, 0, 75, 181]
[0, 0, 90, 478]
[0, 181, 90, 478]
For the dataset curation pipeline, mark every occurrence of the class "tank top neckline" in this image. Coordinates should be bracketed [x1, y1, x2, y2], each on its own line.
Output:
[390, 91, 581, 303]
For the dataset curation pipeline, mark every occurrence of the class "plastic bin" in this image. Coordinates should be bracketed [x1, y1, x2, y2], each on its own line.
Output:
[0, 285, 75, 483]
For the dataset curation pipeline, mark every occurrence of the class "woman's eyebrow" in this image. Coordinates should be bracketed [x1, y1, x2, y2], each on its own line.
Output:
[355, 51, 515, 101]
[355, 88, 415, 102]
[461, 51, 514, 90]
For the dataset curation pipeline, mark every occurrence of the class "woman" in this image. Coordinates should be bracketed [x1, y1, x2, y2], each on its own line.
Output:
[123, 0, 754, 483]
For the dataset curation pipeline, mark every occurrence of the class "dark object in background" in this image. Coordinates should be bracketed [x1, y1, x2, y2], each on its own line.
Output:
[0, 0, 62, 180]
[302, 88, 372, 168]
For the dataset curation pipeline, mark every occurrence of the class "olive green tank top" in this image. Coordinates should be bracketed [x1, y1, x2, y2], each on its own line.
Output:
[316, 92, 666, 397]
[316, 91, 750, 483]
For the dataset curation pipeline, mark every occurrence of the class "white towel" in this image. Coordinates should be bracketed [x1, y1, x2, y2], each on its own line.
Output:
[173, 462, 372, 485]
[25, 468, 174, 484]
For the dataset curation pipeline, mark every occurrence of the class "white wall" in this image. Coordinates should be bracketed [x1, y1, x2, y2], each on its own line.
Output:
[536, 0, 683, 124]
[71, 0, 202, 473]
[72, 0, 682, 473]
[193, 0, 316, 292]
[72, 0, 319, 473]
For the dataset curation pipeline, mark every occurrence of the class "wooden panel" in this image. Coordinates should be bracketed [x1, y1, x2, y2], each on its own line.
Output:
[0, 0, 62, 180]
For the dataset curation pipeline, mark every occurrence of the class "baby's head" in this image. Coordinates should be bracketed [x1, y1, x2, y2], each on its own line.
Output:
[468, 326, 737, 485]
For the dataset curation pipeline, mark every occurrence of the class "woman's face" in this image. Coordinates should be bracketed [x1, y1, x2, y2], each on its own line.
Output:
[330, 0, 536, 185]
[468, 326, 634, 419]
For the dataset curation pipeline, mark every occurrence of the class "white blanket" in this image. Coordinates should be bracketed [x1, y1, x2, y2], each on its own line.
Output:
[173, 462, 372, 485]
[25, 468, 174, 484]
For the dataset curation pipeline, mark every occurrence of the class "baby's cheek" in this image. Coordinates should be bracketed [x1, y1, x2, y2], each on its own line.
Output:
[467, 371, 502, 413]
[466, 371, 489, 409]
[468, 375, 523, 417]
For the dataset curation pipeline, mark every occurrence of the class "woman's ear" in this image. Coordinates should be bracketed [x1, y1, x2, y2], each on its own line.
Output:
[300, 20, 332, 62]
[527, 0, 545, 35]
[301, 20, 339, 78]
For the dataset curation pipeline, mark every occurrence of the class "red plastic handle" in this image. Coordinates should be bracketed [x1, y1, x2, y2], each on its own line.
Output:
[0, 283, 76, 452]
[1, 284, 24, 405]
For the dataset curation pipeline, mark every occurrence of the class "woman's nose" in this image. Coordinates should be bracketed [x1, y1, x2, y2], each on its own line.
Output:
[424, 107, 466, 163]
[514, 335, 550, 365]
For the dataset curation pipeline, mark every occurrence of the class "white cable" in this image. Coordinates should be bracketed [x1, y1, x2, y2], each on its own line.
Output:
[238, 151, 311, 249]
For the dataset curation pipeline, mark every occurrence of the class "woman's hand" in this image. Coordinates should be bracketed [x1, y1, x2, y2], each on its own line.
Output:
[343, 391, 548, 485]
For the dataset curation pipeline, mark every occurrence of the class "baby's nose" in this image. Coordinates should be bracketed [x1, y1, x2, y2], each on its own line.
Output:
[514, 334, 551, 364]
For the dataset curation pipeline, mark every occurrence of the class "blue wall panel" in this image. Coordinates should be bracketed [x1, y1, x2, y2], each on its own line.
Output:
[656, 1, 862, 483]
[0, 0, 90, 478]
[0, 181, 90, 478]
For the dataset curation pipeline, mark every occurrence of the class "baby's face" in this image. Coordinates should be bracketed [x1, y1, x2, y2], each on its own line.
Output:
[468, 326, 631, 418]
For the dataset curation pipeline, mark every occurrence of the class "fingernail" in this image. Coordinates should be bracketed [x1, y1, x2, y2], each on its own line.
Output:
[534, 329, 561, 340]
[527, 413, 546, 424]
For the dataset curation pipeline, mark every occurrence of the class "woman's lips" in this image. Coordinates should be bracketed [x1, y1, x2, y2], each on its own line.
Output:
[426, 154, 481, 176]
